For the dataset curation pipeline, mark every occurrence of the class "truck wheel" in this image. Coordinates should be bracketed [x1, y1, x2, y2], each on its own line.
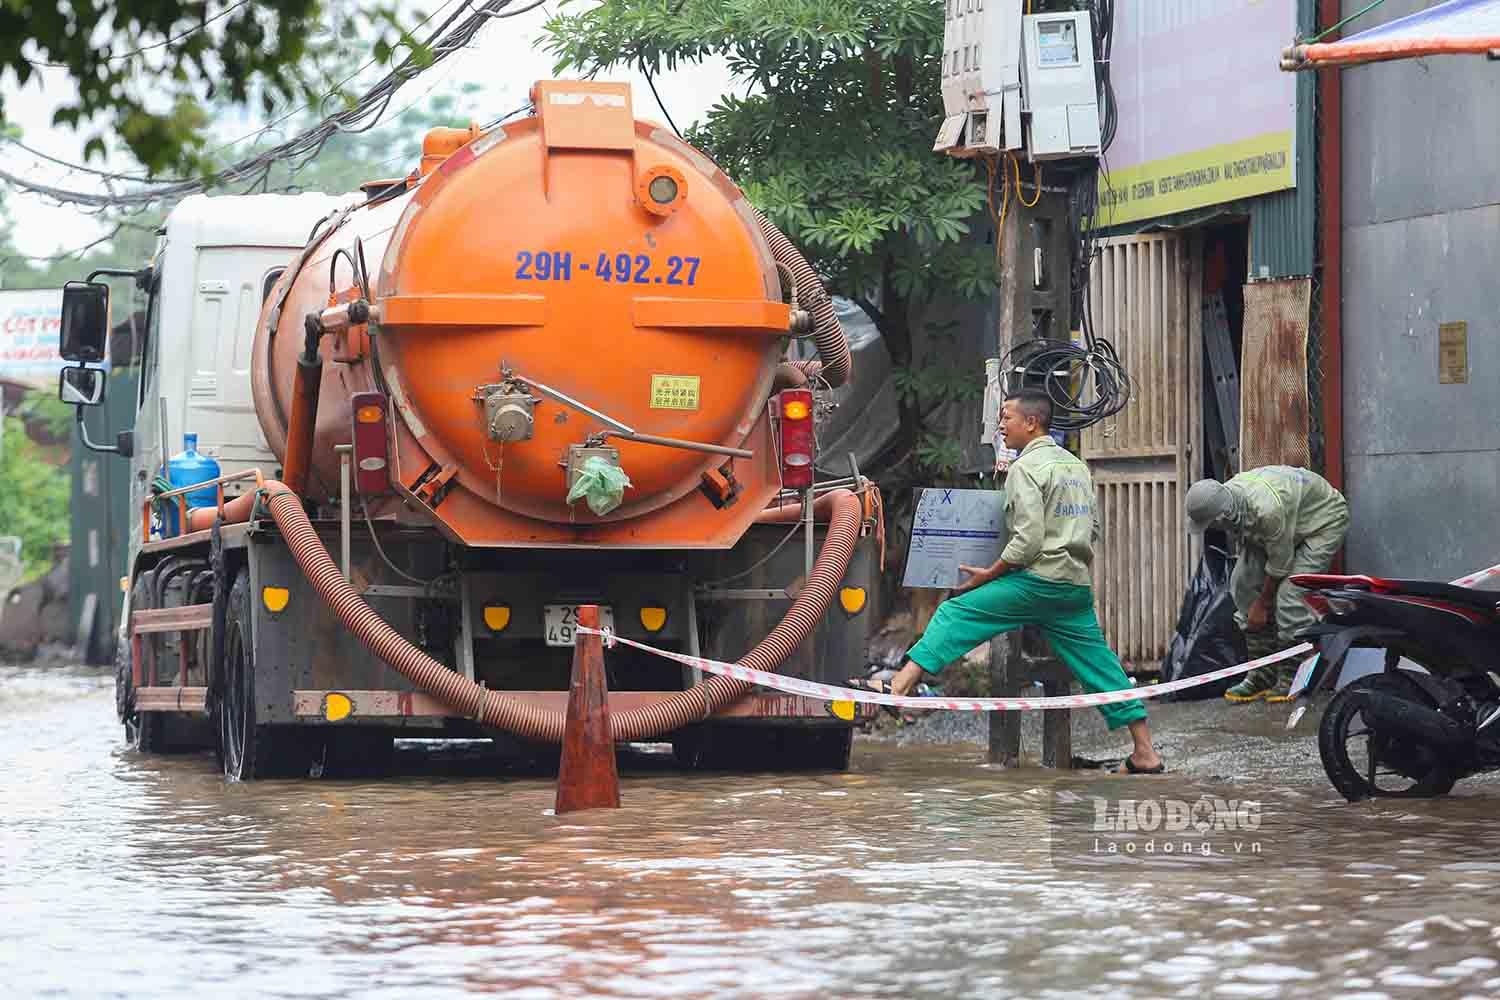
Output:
[219, 569, 308, 780]
[119, 581, 164, 753]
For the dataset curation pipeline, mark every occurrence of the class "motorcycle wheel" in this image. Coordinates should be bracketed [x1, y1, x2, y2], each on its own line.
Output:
[1318, 672, 1458, 802]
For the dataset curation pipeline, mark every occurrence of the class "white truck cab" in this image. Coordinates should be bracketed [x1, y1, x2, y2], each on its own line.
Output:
[125, 192, 357, 554]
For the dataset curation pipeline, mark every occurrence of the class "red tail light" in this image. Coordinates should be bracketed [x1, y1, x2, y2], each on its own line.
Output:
[350, 391, 390, 495]
[776, 389, 815, 489]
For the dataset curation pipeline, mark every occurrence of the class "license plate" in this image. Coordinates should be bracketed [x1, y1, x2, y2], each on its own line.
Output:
[1287, 653, 1320, 699]
[544, 605, 614, 647]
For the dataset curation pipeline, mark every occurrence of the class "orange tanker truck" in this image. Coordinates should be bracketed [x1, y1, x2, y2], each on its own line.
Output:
[57, 80, 884, 779]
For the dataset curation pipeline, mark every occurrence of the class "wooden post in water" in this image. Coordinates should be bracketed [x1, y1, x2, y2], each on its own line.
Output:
[555, 604, 621, 814]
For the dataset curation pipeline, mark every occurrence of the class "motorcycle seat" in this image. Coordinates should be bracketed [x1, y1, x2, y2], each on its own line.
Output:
[1382, 579, 1500, 611]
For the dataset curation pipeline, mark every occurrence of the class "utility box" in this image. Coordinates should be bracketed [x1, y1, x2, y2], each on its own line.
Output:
[1020, 11, 1102, 160]
[935, 0, 1024, 156]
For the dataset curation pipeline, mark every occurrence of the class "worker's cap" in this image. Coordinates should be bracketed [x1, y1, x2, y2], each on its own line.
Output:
[1184, 479, 1232, 534]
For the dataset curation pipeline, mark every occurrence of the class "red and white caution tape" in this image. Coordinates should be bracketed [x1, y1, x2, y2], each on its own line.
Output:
[576, 560, 1500, 713]
[1451, 562, 1500, 588]
[577, 627, 1305, 711]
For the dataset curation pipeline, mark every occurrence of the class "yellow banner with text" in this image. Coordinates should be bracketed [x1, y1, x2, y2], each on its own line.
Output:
[1098, 130, 1296, 227]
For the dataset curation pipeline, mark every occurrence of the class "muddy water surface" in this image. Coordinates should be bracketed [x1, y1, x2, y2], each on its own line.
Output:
[5, 664, 1500, 999]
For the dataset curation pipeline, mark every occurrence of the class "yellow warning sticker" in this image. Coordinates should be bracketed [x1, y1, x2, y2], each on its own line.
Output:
[650, 374, 701, 410]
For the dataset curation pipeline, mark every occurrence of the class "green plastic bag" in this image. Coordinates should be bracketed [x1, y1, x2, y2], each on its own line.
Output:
[566, 456, 632, 516]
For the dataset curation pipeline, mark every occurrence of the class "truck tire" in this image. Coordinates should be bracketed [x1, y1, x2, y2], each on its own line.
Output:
[116, 634, 161, 752]
[219, 568, 310, 780]
[119, 580, 165, 753]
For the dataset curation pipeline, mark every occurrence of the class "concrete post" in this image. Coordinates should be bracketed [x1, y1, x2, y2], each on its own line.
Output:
[988, 183, 1076, 769]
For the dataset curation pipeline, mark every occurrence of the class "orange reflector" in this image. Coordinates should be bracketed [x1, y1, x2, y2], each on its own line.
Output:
[356, 405, 384, 423]
[839, 586, 867, 615]
[483, 606, 511, 632]
[827, 699, 856, 721]
[783, 399, 811, 420]
[324, 692, 353, 722]
[262, 586, 290, 613]
[639, 607, 667, 632]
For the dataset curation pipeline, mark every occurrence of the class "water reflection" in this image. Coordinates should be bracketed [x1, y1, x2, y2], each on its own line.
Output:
[4, 664, 1500, 999]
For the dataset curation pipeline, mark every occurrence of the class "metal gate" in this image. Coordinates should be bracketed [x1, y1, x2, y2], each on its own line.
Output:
[1082, 233, 1201, 671]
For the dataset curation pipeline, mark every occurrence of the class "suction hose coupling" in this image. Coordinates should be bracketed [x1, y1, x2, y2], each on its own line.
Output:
[261, 484, 865, 742]
[752, 207, 852, 388]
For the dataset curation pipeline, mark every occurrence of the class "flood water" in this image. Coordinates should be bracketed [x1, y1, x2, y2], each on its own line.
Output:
[6, 663, 1500, 999]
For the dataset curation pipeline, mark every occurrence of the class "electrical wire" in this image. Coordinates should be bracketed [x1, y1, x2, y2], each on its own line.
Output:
[1, 138, 195, 184]
[361, 497, 442, 587]
[24, 0, 253, 68]
[1009, 152, 1042, 209]
[1307, 0, 1389, 43]
[983, 156, 1011, 266]
[697, 520, 805, 587]
[996, 335, 1131, 434]
[2, 0, 516, 210]
[642, 64, 683, 138]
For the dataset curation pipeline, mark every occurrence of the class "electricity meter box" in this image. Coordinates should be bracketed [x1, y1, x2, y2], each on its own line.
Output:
[1020, 10, 1102, 161]
[935, 0, 1023, 156]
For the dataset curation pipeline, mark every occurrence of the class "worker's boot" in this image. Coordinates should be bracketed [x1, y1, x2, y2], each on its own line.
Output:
[1224, 632, 1283, 703]
[1264, 659, 1299, 703]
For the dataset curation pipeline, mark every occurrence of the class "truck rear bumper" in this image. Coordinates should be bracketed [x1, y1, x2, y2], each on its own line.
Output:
[133, 687, 876, 726]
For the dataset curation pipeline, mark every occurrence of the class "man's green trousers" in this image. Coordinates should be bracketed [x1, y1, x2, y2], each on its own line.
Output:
[906, 571, 1146, 730]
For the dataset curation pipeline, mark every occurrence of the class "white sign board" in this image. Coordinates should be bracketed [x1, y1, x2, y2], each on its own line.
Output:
[0, 288, 65, 386]
[902, 488, 1008, 590]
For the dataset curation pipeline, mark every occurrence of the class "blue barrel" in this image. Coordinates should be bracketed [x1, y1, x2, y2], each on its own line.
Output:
[163, 433, 221, 535]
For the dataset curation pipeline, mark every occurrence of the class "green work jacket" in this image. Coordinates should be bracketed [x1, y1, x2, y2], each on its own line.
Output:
[1000, 436, 1098, 587]
[1225, 466, 1348, 578]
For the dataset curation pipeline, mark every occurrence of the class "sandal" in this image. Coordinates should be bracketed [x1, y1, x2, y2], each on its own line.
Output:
[1112, 755, 1167, 775]
[845, 676, 903, 720]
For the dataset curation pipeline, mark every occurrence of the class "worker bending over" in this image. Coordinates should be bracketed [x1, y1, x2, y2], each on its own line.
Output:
[1185, 466, 1349, 702]
[859, 390, 1164, 774]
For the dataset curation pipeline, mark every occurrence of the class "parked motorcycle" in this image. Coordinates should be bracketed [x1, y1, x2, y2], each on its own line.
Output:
[1288, 573, 1500, 801]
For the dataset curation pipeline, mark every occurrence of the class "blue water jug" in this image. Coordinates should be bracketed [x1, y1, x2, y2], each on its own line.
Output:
[163, 433, 221, 535]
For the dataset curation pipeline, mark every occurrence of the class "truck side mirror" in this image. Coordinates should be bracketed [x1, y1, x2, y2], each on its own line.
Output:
[59, 280, 110, 363]
[59, 365, 106, 406]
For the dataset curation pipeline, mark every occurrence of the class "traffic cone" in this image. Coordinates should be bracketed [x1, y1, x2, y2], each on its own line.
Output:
[555, 604, 621, 814]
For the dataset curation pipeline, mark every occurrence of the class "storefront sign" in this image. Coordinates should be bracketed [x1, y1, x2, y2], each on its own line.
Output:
[1099, 0, 1299, 226]
[0, 288, 65, 386]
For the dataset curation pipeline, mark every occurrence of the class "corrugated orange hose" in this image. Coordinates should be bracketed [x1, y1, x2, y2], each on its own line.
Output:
[261, 483, 864, 741]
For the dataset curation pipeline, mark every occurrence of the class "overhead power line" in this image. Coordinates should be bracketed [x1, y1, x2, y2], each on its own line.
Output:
[25, 0, 253, 68]
[4, 0, 527, 210]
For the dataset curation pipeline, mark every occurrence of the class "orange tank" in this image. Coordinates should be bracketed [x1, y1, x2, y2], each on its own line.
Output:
[252, 81, 795, 548]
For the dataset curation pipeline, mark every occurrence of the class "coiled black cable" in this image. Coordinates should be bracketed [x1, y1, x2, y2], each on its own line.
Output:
[997, 332, 1132, 433]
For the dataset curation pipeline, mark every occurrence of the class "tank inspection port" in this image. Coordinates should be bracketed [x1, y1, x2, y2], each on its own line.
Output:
[637, 165, 687, 217]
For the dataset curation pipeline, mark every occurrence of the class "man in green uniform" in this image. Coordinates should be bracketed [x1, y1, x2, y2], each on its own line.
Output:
[872, 390, 1164, 774]
[1184, 467, 1349, 702]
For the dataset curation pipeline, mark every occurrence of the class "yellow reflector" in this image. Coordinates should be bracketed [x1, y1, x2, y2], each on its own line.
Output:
[783, 399, 811, 420]
[262, 586, 291, 613]
[356, 404, 384, 423]
[839, 586, 867, 615]
[640, 607, 667, 632]
[483, 606, 511, 632]
[828, 699, 856, 721]
[324, 692, 353, 722]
